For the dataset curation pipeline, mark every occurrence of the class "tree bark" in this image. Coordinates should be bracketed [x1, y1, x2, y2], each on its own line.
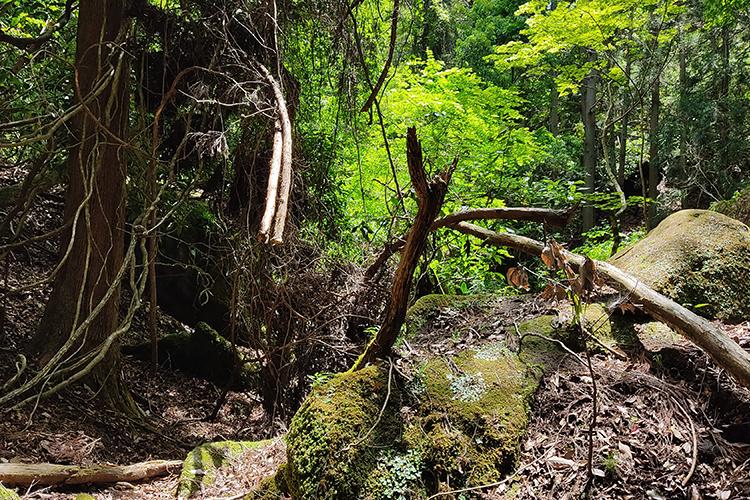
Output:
[581, 55, 598, 232]
[447, 221, 750, 389]
[29, 0, 138, 415]
[0, 460, 183, 486]
[647, 79, 660, 227]
[353, 128, 456, 369]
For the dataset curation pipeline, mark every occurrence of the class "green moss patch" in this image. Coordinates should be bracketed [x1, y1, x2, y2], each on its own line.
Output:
[405, 294, 494, 338]
[123, 322, 257, 390]
[177, 440, 271, 497]
[609, 209, 750, 321]
[284, 365, 405, 500]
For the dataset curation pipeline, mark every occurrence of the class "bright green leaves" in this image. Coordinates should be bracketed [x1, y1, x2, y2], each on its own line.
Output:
[0, 0, 68, 39]
[492, 0, 683, 94]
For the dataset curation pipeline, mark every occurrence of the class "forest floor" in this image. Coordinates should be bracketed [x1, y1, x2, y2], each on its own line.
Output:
[2, 167, 750, 499]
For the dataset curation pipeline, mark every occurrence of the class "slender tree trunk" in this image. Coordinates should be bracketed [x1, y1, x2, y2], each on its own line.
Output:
[618, 46, 632, 189]
[581, 54, 598, 232]
[647, 79, 660, 227]
[678, 27, 688, 175]
[29, 0, 138, 415]
[549, 78, 560, 137]
[716, 25, 730, 175]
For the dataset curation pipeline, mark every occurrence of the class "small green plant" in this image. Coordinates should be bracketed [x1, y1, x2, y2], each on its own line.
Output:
[447, 372, 487, 402]
[603, 450, 619, 474]
[307, 372, 335, 389]
[363, 449, 423, 500]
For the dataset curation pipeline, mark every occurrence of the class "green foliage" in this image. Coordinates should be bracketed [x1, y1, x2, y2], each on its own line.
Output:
[574, 226, 646, 261]
[362, 449, 423, 500]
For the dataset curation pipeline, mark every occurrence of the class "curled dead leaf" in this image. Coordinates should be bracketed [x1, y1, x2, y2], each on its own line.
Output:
[507, 267, 530, 291]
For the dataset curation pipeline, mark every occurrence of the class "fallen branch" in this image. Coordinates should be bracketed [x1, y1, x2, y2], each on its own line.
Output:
[0, 460, 183, 486]
[449, 221, 750, 389]
[364, 205, 575, 279]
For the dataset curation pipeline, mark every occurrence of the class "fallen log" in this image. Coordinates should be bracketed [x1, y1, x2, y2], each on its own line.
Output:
[449, 221, 750, 389]
[0, 459, 183, 486]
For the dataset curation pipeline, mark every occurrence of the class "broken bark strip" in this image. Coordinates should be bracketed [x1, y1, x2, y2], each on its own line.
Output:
[258, 118, 283, 239]
[449, 221, 750, 389]
[0, 460, 183, 486]
[354, 128, 456, 369]
[257, 64, 293, 244]
[364, 206, 574, 280]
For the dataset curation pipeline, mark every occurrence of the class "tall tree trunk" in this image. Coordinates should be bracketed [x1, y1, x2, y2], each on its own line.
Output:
[581, 54, 598, 232]
[618, 43, 632, 189]
[678, 27, 687, 175]
[716, 24, 730, 175]
[647, 79, 660, 228]
[29, 0, 138, 415]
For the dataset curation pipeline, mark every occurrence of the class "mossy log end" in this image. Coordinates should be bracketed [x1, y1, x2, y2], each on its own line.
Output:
[0, 460, 183, 486]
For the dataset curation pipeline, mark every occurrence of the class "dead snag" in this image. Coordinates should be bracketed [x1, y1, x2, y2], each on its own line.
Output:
[354, 128, 456, 370]
[257, 64, 293, 244]
[448, 221, 750, 389]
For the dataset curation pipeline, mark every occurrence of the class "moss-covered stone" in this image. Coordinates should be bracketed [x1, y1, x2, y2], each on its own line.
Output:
[284, 366, 405, 500]
[609, 209, 750, 321]
[245, 464, 291, 499]
[177, 440, 272, 497]
[284, 296, 568, 500]
[123, 322, 257, 390]
[410, 338, 544, 491]
[0, 484, 20, 500]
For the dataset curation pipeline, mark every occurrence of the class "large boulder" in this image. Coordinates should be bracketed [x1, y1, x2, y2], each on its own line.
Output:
[608, 209, 750, 322]
[282, 295, 579, 500]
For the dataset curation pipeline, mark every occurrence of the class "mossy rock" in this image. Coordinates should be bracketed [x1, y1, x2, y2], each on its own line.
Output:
[123, 322, 257, 390]
[609, 209, 750, 322]
[284, 365, 405, 500]
[245, 463, 291, 499]
[177, 440, 272, 497]
[0, 484, 20, 500]
[411, 342, 542, 489]
[284, 298, 570, 499]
